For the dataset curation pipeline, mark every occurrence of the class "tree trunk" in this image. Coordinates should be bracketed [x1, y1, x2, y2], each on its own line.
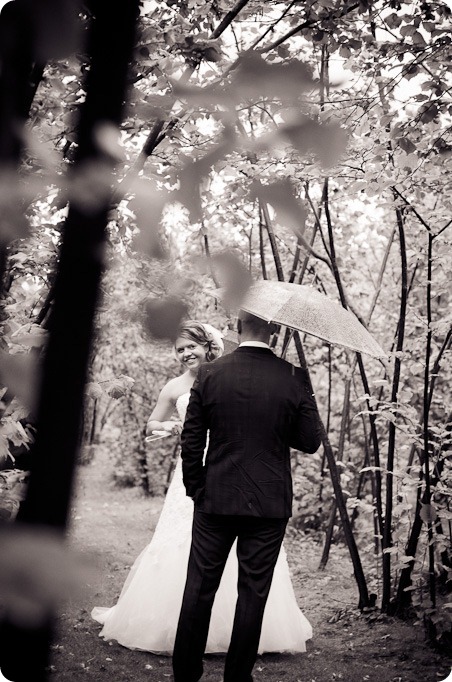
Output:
[0, 3, 140, 680]
[382, 203, 408, 611]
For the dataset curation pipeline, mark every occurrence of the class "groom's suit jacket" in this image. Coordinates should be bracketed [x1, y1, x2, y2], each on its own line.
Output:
[181, 345, 321, 519]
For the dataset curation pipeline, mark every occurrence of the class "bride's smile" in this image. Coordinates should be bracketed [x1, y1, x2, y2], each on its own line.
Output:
[175, 338, 206, 372]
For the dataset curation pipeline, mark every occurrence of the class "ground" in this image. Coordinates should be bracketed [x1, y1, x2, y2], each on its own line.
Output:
[50, 450, 452, 682]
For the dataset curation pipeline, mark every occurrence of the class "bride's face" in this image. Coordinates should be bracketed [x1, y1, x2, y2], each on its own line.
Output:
[174, 336, 206, 372]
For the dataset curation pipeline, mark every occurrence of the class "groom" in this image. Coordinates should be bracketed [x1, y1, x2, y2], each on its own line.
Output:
[172, 311, 321, 682]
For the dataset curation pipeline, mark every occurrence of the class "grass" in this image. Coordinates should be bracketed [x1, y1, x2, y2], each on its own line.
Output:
[50, 449, 452, 682]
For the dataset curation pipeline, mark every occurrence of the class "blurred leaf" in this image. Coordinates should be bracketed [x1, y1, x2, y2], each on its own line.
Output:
[0, 524, 95, 627]
[144, 296, 189, 341]
[0, 351, 41, 414]
[10, 323, 48, 349]
[278, 117, 349, 168]
[128, 178, 169, 259]
[0, 168, 32, 244]
[420, 502, 437, 524]
[250, 179, 307, 236]
[131, 95, 175, 120]
[232, 51, 316, 101]
[23, 128, 62, 180]
[176, 137, 234, 223]
[176, 165, 203, 224]
[210, 251, 252, 310]
[68, 160, 113, 215]
[93, 122, 125, 162]
[172, 52, 316, 106]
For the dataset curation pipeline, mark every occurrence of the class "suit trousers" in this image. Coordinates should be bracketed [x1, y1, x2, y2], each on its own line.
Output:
[172, 510, 288, 682]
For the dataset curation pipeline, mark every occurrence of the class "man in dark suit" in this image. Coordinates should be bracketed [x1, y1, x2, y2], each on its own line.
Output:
[172, 311, 321, 682]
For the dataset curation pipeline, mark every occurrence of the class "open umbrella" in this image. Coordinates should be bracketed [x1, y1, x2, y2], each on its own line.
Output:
[213, 280, 386, 359]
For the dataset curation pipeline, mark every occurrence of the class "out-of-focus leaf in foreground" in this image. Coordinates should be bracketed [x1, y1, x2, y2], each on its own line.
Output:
[210, 251, 252, 311]
[250, 179, 307, 236]
[67, 160, 114, 215]
[0, 524, 95, 627]
[176, 136, 234, 223]
[0, 351, 41, 415]
[278, 117, 349, 168]
[172, 52, 316, 107]
[144, 296, 189, 342]
[93, 122, 126, 163]
[128, 178, 169, 259]
[10, 323, 48, 349]
[0, 168, 36, 244]
[231, 51, 316, 101]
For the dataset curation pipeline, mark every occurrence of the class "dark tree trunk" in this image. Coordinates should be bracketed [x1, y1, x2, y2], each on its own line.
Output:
[0, 2, 140, 680]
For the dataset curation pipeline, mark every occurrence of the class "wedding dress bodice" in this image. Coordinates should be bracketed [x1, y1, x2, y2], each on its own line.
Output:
[175, 392, 190, 424]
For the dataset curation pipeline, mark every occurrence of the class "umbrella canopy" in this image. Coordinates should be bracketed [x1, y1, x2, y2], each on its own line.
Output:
[213, 280, 386, 359]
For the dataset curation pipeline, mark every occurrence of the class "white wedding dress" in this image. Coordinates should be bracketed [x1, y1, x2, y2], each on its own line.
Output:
[91, 393, 312, 654]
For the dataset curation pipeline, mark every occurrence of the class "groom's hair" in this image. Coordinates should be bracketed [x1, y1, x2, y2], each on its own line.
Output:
[238, 311, 275, 339]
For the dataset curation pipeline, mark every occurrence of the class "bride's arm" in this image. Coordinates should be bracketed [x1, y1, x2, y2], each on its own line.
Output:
[146, 382, 182, 436]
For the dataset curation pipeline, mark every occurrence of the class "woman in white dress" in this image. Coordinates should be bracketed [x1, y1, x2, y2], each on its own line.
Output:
[91, 320, 312, 654]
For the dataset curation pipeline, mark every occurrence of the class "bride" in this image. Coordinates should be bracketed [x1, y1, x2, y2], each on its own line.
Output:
[91, 320, 312, 654]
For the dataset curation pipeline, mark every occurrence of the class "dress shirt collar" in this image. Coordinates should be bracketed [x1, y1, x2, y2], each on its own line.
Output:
[238, 341, 271, 349]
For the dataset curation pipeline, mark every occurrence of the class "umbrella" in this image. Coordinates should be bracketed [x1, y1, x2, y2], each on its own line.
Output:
[212, 280, 386, 359]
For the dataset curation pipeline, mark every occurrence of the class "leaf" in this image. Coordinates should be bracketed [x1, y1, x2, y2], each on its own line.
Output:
[68, 160, 114, 215]
[0, 525, 95, 627]
[0, 352, 41, 415]
[210, 251, 253, 311]
[1, 419, 30, 449]
[420, 103, 438, 124]
[384, 13, 402, 28]
[10, 324, 48, 349]
[131, 95, 175, 120]
[0, 168, 32, 244]
[419, 502, 437, 524]
[93, 122, 125, 162]
[176, 137, 234, 223]
[105, 375, 135, 399]
[278, 117, 349, 168]
[250, 179, 307, 236]
[172, 52, 316, 106]
[398, 137, 417, 154]
[127, 178, 169, 259]
[400, 24, 417, 38]
[232, 51, 316, 101]
[144, 296, 189, 342]
[398, 555, 415, 564]
[85, 382, 104, 400]
[412, 31, 427, 46]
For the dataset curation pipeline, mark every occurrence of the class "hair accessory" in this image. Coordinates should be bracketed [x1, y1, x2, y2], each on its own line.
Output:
[202, 323, 224, 352]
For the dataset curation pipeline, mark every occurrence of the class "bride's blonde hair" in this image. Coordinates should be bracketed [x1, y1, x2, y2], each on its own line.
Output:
[176, 320, 223, 362]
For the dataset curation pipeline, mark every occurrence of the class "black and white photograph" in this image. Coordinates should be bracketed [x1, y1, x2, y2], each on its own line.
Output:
[0, 1, 451, 681]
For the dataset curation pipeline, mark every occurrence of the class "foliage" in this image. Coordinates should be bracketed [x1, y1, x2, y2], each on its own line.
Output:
[0, 0, 451, 645]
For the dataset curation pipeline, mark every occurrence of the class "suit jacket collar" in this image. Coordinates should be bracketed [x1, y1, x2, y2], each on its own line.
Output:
[234, 345, 274, 356]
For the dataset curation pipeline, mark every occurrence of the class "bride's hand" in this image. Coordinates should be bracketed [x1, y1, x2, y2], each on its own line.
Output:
[161, 420, 183, 436]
